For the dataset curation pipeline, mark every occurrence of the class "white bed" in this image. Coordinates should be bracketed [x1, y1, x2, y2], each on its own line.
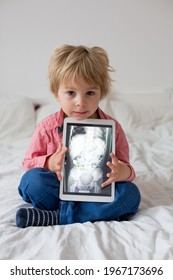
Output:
[0, 91, 173, 260]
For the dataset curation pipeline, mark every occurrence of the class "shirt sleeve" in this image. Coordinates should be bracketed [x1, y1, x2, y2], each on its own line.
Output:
[115, 121, 136, 181]
[22, 124, 54, 171]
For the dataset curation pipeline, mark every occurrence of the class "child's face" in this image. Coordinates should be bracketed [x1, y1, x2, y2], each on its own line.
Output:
[56, 76, 101, 120]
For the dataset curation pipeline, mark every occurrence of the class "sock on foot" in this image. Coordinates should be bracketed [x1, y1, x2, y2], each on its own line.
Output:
[16, 208, 59, 228]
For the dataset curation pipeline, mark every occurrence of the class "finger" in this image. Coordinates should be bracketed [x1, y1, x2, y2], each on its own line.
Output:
[62, 146, 68, 155]
[55, 143, 63, 154]
[110, 153, 119, 166]
[106, 172, 118, 179]
[54, 163, 63, 180]
[57, 147, 68, 165]
[106, 161, 116, 171]
[55, 162, 62, 170]
[56, 171, 62, 181]
[55, 147, 67, 165]
[58, 146, 68, 157]
[101, 177, 114, 188]
[55, 147, 68, 180]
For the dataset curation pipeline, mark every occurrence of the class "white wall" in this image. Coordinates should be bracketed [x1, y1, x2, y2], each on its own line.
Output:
[0, 0, 173, 98]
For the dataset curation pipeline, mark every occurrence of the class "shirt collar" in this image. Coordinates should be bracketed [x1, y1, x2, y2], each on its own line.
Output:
[57, 108, 64, 133]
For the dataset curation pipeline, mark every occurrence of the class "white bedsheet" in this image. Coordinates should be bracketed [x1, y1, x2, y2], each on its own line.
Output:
[0, 118, 173, 260]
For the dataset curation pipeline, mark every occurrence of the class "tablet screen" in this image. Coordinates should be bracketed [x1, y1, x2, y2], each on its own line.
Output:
[60, 118, 115, 202]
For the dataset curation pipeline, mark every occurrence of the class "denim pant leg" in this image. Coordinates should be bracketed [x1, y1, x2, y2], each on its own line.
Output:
[18, 167, 60, 210]
[59, 182, 141, 225]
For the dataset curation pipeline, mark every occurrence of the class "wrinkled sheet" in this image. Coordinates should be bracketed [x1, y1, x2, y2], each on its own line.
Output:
[0, 121, 173, 260]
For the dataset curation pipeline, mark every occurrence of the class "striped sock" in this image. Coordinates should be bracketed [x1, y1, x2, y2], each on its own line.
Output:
[16, 208, 59, 228]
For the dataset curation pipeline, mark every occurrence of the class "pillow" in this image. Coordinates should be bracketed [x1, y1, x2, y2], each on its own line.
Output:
[36, 102, 61, 124]
[105, 92, 172, 134]
[0, 95, 35, 144]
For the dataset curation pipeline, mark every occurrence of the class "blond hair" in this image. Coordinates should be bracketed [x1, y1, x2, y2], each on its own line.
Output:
[48, 44, 114, 99]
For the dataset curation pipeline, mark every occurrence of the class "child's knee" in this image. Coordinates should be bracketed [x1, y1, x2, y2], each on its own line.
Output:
[18, 168, 60, 209]
[18, 168, 59, 199]
[18, 168, 45, 200]
[129, 182, 141, 211]
[116, 181, 141, 214]
[19, 168, 44, 190]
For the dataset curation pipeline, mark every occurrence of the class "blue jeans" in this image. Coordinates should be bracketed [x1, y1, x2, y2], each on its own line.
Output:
[18, 168, 141, 225]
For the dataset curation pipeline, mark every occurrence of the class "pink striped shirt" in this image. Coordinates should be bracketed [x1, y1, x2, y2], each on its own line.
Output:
[23, 107, 135, 181]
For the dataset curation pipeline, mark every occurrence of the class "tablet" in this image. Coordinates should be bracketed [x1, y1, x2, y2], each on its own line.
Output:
[59, 117, 115, 202]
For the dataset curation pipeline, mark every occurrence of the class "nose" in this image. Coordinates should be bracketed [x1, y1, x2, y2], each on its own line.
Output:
[76, 95, 86, 107]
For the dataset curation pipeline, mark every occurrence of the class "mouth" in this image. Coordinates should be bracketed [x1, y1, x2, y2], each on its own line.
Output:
[73, 111, 88, 115]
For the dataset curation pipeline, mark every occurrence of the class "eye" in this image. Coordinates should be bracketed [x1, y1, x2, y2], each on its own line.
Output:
[67, 91, 75, 96]
[87, 91, 95, 96]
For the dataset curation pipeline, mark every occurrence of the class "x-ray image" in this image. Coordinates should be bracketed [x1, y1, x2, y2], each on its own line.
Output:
[62, 121, 114, 198]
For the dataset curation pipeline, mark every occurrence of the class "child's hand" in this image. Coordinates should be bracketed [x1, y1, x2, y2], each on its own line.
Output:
[46, 143, 68, 181]
[101, 152, 131, 188]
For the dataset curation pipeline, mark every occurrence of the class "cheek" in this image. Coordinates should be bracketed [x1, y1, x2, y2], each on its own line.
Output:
[57, 96, 69, 105]
[55, 95, 60, 102]
[90, 96, 100, 106]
